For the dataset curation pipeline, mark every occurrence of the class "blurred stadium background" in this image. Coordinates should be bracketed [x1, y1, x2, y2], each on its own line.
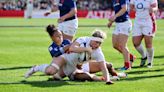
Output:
[0, 0, 163, 19]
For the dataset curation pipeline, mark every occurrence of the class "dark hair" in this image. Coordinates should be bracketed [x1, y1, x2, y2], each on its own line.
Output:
[46, 24, 58, 37]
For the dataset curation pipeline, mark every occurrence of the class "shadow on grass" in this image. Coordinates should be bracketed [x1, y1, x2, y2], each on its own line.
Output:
[115, 63, 164, 70]
[0, 80, 81, 88]
[121, 74, 164, 81]
[0, 66, 32, 71]
[126, 68, 164, 74]
[154, 55, 164, 59]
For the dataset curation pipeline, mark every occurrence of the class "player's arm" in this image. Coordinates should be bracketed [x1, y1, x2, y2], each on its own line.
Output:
[63, 44, 72, 53]
[99, 61, 113, 84]
[110, 4, 128, 22]
[108, 4, 127, 28]
[44, 4, 58, 16]
[49, 44, 71, 57]
[69, 42, 92, 54]
[150, 0, 158, 13]
[49, 47, 62, 57]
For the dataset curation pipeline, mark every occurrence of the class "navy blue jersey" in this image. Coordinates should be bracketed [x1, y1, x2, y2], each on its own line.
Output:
[112, 0, 130, 22]
[48, 39, 71, 57]
[58, 0, 77, 21]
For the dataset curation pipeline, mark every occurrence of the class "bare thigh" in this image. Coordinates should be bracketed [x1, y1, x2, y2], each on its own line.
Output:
[89, 61, 101, 73]
[132, 36, 143, 47]
[144, 36, 153, 48]
[112, 34, 119, 48]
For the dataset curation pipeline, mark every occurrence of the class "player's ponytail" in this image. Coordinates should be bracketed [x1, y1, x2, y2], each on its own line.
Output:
[46, 24, 58, 37]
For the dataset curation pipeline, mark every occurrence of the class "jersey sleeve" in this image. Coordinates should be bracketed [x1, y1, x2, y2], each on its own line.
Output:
[64, 39, 71, 45]
[92, 48, 105, 62]
[120, 0, 127, 7]
[130, 0, 134, 5]
[66, 0, 76, 9]
[75, 37, 86, 45]
[49, 46, 63, 57]
[150, 0, 158, 8]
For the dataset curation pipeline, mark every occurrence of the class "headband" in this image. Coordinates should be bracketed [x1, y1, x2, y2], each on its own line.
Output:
[90, 37, 104, 42]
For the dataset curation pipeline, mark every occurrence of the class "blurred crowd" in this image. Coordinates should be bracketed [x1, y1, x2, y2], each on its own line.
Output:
[0, 0, 163, 10]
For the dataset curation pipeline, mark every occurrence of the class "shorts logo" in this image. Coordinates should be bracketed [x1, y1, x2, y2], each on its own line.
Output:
[136, 3, 144, 9]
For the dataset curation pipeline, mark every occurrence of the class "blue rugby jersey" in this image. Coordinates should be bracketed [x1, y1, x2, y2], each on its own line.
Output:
[112, 0, 130, 23]
[58, 0, 77, 21]
[48, 39, 71, 57]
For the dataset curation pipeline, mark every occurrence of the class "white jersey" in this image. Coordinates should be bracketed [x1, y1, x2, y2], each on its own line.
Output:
[62, 37, 106, 76]
[75, 37, 106, 62]
[130, 0, 157, 19]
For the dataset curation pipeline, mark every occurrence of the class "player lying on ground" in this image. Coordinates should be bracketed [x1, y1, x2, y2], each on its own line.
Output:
[25, 25, 126, 84]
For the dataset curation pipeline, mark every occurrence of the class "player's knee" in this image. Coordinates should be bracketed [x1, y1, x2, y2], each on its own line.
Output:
[113, 45, 119, 50]
[133, 43, 140, 48]
[145, 44, 152, 48]
[45, 66, 56, 75]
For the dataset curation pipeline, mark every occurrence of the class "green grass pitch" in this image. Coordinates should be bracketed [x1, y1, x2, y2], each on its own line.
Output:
[0, 18, 164, 92]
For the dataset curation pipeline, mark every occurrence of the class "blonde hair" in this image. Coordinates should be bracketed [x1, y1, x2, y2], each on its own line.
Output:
[92, 29, 107, 39]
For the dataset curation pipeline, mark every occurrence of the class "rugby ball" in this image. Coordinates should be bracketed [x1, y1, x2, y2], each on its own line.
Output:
[78, 43, 90, 62]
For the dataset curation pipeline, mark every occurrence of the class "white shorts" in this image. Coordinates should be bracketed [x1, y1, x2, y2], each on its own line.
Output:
[58, 19, 78, 36]
[113, 20, 132, 36]
[132, 18, 156, 37]
[61, 53, 79, 76]
[81, 62, 90, 72]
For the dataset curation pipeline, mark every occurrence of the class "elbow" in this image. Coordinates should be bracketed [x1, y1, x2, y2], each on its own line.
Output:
[71, 8, 77, 15]
[74, 9, 77, 14]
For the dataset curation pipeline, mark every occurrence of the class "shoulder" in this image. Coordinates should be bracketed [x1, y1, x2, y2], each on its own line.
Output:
[63, 39, 71, 44]
[65, 0, 75, 3]
[49, 42, 58, 48]
[75, 37, 90, 44]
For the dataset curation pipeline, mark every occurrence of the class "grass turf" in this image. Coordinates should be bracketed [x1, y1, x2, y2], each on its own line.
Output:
[0, 18, 164, 92]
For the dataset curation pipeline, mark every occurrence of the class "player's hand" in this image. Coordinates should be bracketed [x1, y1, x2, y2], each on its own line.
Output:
[76, 64, 82, 69]
[44, 12, 51, 16]
[86, 47, 92, 55]
[58, 17, 65, 23]
[109, 16, 116, 22]
[107, 21, 113, 28]
[106, 80, 114, 85]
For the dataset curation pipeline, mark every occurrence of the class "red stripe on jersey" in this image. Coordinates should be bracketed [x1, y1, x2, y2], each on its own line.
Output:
[149, 13, 156, 34]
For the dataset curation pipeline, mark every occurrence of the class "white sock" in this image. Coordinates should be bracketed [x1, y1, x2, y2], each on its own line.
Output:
[136, 44, 147, 58]
[146, 48, 154, 64]
[34, 64, 49, 73]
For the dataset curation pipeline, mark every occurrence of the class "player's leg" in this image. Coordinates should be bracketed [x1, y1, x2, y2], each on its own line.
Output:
[82, 61, 115, 75]
[45, 56, 66, 75]
[112, 31, 135, 63]
[58, 19, 78, 41]
[49, 68, 66, 81]
[112, 34, 122, 53]
[72, 69, 103, 81]
[133, 36, 147, 67]
[25, 64, 49, 78]
[143, 19, 156, 68]
[118, 33, 131, 70]
[25, 56, 66, 78]
[144, 36, 154, 68]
